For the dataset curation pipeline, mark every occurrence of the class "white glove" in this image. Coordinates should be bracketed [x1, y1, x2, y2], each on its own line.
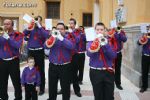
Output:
[57, 32, 64, 41]
[96, 34, 103, 38]
[35, 21, 42, 28]
[3, 32, 10, 40]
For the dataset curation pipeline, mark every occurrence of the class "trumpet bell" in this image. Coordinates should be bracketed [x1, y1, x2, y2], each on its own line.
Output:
[99, 37, 108, 46]
[51, 30, 60, 38]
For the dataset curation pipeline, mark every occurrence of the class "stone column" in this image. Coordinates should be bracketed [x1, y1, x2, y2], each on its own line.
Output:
[122, 24, 150, 88]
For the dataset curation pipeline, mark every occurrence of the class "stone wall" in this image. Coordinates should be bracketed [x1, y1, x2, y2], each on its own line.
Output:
[122, 23, 150, 88]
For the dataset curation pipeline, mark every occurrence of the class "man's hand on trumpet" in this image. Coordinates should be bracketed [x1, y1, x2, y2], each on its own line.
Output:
[2, 32, 10, 40]
[57, 32, 64, 41]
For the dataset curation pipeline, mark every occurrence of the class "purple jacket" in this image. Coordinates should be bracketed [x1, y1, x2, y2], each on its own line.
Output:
[71, 29, 82, 53]
[87, 41, 116, 69]
[45, 33, 75, 64]
[140, 38, 150, 55]
[0, 31, 23, 59]
[21, 67, 41, 86]
[23, 27, 49, 49]
[114, 31, 127, 52]
[78, 33, 86, 53]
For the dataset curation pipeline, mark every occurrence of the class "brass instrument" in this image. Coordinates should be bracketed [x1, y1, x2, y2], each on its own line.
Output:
[96, 34, 108, 46]
[51, 30, 61, 38]
[99, 36, 108, 46]
[89, 34, 108, 53]
[116, 26, 122, 33]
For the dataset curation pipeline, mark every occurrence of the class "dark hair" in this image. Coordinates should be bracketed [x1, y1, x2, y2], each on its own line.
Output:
[79, 26, 84, 30]
[27, 56, 34, 62]
[34, 15, 42, 21]
[65, 26, 69, 30]
[56, 23, 66, 29]
[95, 22, 105, 29]
[69, 18, 76, 25]
[11, 20, 14, 26]
[52, 26, 56, 29]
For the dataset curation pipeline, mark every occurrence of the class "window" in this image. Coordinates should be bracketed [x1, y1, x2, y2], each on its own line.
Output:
[47, 2, 60, 19]
[83, 13, 92, 27]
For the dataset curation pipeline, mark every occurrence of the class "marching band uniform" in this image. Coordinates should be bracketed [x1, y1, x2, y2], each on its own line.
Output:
[138, 34, 150, 92]
[45, 32, 75, 100]
[108, 29, 127, 89]
[23, 22, 49, 94]
[70, 29, 82, 96]
[0, 31, 23, 100]
[77, 30, 86, 84]
[21, 66, 41, 100]
[87, 36, 116, 100]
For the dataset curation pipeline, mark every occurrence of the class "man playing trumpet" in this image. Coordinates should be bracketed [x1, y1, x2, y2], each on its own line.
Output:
[23, 16, 49, 95]
[107, 26, 127, 90]
[0, 19, 23, 100]
[87, 22, 116, 100]
[138, 30, 150, 93]
[45, 23, 75, 100]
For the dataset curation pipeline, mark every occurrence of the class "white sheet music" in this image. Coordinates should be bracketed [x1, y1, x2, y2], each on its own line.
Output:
[85, 27, 96, 41]
[45, 19, 52, 30]
[23, 14, 33, 23]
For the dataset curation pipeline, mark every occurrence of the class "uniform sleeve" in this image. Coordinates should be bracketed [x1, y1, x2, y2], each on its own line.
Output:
[8, 34, 23, 49]
[101, 44, 117, 59]
[115, 31, 127, 42]
[39, 27, 49, 39]
[21, 68, 26, 85]
[81, 34, 86, 42]
[86, 41, 97, 57]
[36, 71, 41, 86]
[0, 36, 3, 45]
[73, 31, 81, 43]
[62, 38, 75, 50]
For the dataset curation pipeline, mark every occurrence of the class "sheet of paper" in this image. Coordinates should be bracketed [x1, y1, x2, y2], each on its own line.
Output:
[140, 24, 148, 34]
[85, 27, 96, 41]
[23, 14, 33, 23]
[110, 19, 117, 28]
[45, 19, 52, 30]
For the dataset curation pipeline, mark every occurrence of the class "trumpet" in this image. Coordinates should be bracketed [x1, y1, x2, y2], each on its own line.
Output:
[96, 34, 108, 46]
[51, 30, 61, 38]
[89, 34, 108, 53]
[99, 36, 108, 46]
[139, 33, 150, 45]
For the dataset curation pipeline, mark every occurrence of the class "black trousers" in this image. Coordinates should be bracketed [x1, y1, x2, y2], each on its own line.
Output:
[25, 84, 37, 100]
[141, 55, 150, 89]
[0, 58, 22, 100]
[90, 69, 114, 100]
[28, 49, 45, 91]
[78, 53, 85, 82]
[115, 52, 122, 86]
[71, 54, 80, 93]
[48, 63, 72, 100]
